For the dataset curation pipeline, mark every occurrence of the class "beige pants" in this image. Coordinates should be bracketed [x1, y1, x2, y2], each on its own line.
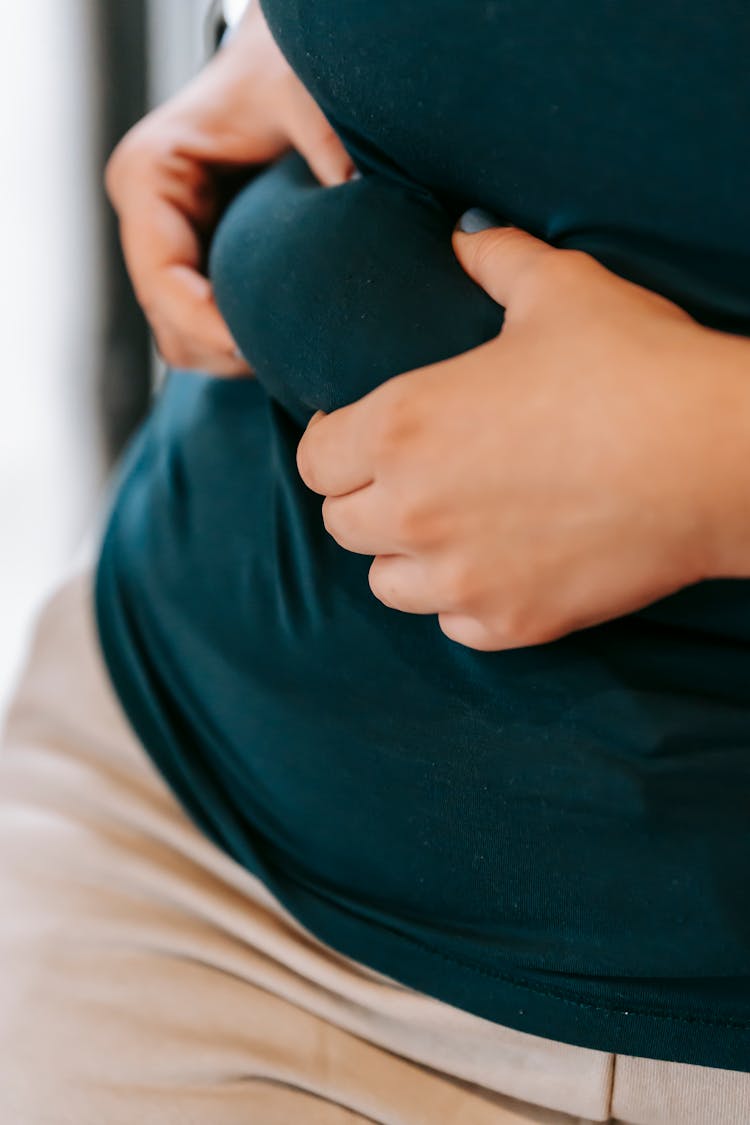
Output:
[0, 570, 748, 1125]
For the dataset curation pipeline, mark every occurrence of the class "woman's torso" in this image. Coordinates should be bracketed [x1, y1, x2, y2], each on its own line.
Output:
[95, 1, 750, 1068]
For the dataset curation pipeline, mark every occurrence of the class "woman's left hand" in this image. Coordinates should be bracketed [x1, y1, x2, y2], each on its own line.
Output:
[296, 215, 750, 651]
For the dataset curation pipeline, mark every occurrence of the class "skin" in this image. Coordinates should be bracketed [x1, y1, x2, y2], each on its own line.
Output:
[108, 6, 750, 653]
[105, 3, 353, 374]
[297, 228, 750, 651]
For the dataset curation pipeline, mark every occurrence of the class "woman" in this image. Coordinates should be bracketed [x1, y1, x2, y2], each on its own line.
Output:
[2, 2, 749, 1121]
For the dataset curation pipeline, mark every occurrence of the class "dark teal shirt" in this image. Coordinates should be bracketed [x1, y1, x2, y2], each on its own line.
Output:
[96, 1, 750, 1069]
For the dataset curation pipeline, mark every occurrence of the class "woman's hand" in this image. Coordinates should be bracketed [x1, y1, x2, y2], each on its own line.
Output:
[297, 213, 750, 651]
[105, 3, 354, 375]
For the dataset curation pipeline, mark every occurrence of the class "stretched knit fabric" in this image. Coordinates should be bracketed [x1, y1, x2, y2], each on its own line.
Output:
[95, 0, 750, 1069]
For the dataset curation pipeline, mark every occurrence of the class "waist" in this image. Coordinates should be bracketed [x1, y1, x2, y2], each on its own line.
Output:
[95, 370, 750, 982]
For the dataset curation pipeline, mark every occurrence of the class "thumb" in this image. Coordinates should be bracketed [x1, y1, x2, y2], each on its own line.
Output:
[452, 208, 554, 309]
[285, 92, 356, 187]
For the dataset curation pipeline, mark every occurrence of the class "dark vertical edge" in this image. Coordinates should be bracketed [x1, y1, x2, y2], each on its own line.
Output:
[91, 0, 153, 467]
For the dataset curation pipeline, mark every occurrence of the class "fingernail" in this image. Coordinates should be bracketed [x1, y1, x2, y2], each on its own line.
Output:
[347, 167, 362, 181]
[456, 207, 502, 234]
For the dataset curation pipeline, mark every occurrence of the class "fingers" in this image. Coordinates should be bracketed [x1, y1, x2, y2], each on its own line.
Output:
[284, 88, 356, 186]
[321, 483, 407, 556]
[152, 267, 251, 374]
[451, 213, 555, 309]
[437, 612, 498, 650]
[368, 555, 443, 615]
[297, 404, 375, 496]
[118, 192, 251, 375]
[106, 38, 354, 380]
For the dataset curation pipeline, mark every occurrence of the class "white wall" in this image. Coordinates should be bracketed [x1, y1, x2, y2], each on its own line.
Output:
[0, 0, 103, 712]
[0, 0, 247, 715]
[147, 0, 213, 105]
[147, 0, 251, 105]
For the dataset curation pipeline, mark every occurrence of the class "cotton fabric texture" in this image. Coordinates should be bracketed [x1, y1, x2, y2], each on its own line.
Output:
[95, 0, 750, 1068]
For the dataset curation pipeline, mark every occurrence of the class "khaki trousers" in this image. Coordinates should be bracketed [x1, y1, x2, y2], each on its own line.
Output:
[1, 570, 748, 1124]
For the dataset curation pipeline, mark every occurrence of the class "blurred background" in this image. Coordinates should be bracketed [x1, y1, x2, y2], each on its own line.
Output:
[0, 0, 248, 712]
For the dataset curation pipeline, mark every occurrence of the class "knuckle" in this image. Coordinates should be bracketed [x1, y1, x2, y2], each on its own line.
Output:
[538, 248, 595, 288]
[563, 247, 597, 271]
[490, 606, 542, 650]
[524, 253, 561, 291]
[105, 118, 171, 205]
[371, 386, 420, 459]
[439, 563, 477, 609]
[560, 247, 600, 283]
[437, 612, 488, 650]
[104, 127, 148, 200]
[389, 494, 430, 546]
[155, 334, 192, 370]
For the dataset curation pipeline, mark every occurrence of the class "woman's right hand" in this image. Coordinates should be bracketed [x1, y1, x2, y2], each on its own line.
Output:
[105, 3, 354, 375]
